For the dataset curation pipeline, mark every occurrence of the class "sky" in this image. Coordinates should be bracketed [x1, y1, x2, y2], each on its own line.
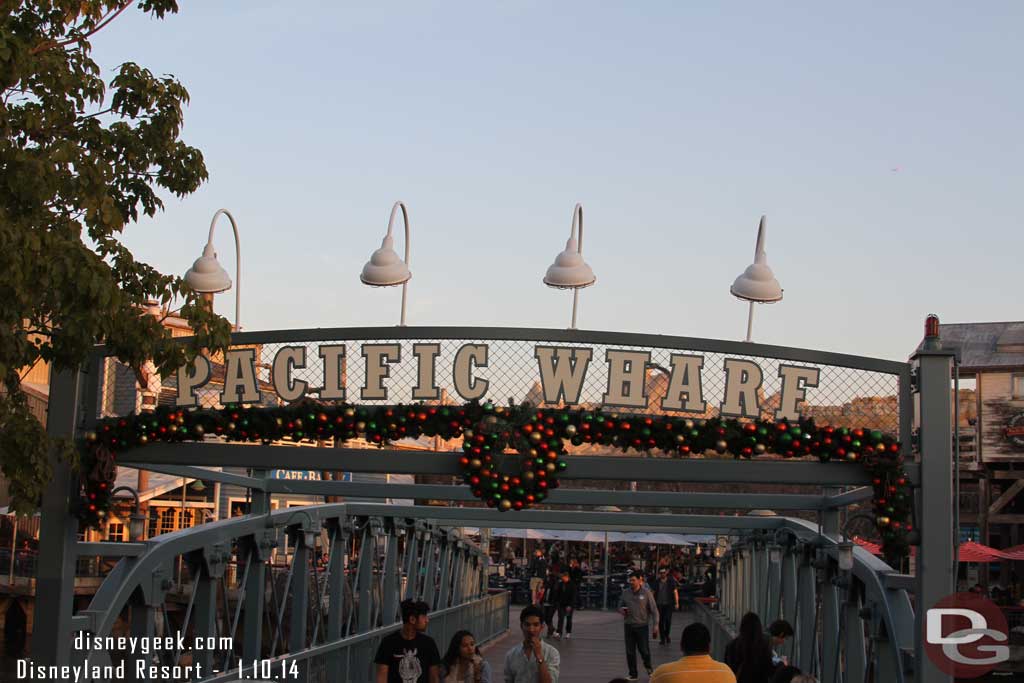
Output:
[90, 2, 1023, 362]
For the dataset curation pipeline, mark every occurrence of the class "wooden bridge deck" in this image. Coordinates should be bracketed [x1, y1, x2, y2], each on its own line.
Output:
[483, 608, 699, 683]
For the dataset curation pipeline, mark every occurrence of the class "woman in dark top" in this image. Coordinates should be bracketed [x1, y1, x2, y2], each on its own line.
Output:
[724, 612, 777, 683]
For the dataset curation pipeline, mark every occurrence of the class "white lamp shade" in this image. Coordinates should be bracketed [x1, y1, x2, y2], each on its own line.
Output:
[360, 234, 411, 287]
[184, 243, 232, 294]
[543, 237, 596, 289]
[730, 262, 783, 302]
[730, 216, 782, 303]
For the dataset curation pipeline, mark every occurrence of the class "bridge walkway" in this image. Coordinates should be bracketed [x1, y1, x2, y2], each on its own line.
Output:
[483, 608, 701, 683]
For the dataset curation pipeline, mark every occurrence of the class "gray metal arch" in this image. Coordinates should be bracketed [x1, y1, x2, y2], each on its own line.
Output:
[33, 324, 953, 682]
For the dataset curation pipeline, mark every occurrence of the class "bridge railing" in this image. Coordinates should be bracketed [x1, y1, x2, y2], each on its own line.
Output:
[715, 517, 915, 683]
[72, 503, 506, 682]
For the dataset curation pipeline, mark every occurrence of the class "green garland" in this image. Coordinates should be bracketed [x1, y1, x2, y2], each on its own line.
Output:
[77, 401, 913, 561]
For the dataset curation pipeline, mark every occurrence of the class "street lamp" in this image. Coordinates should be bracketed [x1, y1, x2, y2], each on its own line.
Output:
[730, 215, 782, 342]
[109, 486, 147, 542]
[360, 201, 412, 326]
[543, 203, 596, 330]
[184, 209, 242, 331]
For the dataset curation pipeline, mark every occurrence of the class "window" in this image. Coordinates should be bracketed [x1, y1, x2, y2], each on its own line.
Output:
[158, 508, 176, 535]
[106, 522, 126, 542]
[1013, 374, 1024, 399]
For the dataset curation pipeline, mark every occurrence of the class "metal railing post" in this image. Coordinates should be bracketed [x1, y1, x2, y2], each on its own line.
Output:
[913, 343, 956, 683]
[33, 368, 84, 667]
[821, 494, 841, 683]
[382, 525, 401, 623]
[796, 547, 816, 672]
[325, 521, 349, 681]
[781, 548, 798, 664]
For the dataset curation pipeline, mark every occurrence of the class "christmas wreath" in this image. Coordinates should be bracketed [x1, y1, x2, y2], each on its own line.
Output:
[77, 401, 912, 560]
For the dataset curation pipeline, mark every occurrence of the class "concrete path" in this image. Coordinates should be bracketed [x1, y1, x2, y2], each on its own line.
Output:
[482, 607, 698, 683]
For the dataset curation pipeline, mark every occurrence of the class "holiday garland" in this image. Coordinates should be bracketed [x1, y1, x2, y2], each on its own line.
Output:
[78, 401, 913, 560]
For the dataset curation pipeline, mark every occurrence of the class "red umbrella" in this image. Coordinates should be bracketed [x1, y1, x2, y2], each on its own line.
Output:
[999, 544, 1024, 561]
[958, 540, 1004, 563]
[852, 536, 882, 556]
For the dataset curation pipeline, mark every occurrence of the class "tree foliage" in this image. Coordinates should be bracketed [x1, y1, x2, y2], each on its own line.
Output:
[0, 2, 231, 514]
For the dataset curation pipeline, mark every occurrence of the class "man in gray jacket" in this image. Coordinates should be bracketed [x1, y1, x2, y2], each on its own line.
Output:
[618, 569, 660, 680]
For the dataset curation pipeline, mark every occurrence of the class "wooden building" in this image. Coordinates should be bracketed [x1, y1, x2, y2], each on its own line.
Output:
[918, 321, 1024, 586]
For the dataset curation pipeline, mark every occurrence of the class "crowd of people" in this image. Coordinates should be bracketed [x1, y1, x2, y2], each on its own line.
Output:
[373, 558, 816, 683]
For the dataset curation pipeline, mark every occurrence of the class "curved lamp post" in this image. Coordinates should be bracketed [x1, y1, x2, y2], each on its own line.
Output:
[109, 486, 147, 541]
[360, 201, 412, 326]
[730, 215, 782, 342]
[543, 203, 596, 329]
[184, 209, 242, 331]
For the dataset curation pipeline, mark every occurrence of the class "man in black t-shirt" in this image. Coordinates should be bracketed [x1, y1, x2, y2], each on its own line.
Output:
[374, 599, 441, 683]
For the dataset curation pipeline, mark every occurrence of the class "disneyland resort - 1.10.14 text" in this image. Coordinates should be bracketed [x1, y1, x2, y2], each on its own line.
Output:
[16, 634, 300, 681]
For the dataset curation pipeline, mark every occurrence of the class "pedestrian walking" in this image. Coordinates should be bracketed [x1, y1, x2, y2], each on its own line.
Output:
[542, 569, 560, 637]
[723, 612, 775, 683]
[374, 599, 441, 683]
[618, 569, 659, 681]
[441, 630, 492, 683]
[503, 604, 560, 683]
[528, 549, 548, 605]
[650, 622, 736, 683]
[652, 567, 680, 645]
[554, 571, 577, 639]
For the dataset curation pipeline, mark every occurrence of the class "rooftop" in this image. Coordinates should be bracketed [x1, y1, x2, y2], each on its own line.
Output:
[915, 321, 1024, 370]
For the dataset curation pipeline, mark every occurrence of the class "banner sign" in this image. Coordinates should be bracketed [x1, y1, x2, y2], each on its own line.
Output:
[174, 343, 820, 420]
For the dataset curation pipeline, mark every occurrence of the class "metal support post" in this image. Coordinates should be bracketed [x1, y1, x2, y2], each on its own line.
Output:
[781, 550, 798, 664]
[437, 536, 453, 609]
[821, 494, 841, 683]
[288, 530, 310, 680]
[34, 368, 84, 666]
[192, 551, 219, 675]
[382, 527, 401, 622]
[403, 527, 421, 600]
[913, 344, 955, 683]
[242, 473, 270, 664]
[796, 550, 816, 671]
[356, 527, 374, 633]
[423, 531, 440, 608]
[766, 548, 781, 624]
[844, 590, 867, 683]
[325, 523, 349, 681]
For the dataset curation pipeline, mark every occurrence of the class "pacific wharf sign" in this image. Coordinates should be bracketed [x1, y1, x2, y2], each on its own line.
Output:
[173, 343, 821, 421]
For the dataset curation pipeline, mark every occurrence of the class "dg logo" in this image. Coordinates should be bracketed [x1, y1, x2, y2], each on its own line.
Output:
[925, 593, 1010, 678]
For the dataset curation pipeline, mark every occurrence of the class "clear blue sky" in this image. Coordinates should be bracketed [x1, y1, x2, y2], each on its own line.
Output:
[92, 2, 1022, 361]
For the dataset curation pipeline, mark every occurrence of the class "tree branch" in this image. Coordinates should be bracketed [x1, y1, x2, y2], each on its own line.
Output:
[30, 2, 135, 55]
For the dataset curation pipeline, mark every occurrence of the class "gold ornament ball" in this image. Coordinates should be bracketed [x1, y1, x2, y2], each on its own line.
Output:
[675, 434, 686, 443]
[499, 499, 513, 511]
[85, 431, 97, 443]
[97, 510, 106, 518]
[565, 424, 577, 437]
[715, 440, 728, 453]
[529, 449, 539, 457]
[193, 424, 205, 436]
[684, 420, 695, 430]
[470, 458, 482, 469]
[754, 443, 767, 454]
[139, 435, 148, 444]
[523, 471, 535, 481]
[545, 463, 556, 473]
[356, 421, 366, 431]
[464, 429, 474, 439]
[529, 431, 542, 443]
[344, 408, 356, 418]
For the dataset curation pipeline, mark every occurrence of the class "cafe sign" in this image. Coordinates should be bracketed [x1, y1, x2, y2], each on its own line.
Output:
[173, 342, 820, 421]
